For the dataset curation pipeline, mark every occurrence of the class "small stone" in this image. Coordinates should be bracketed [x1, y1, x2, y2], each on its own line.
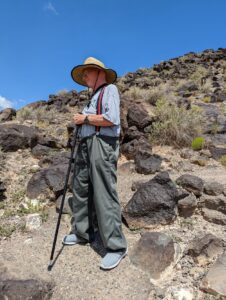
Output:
[171, 288, 193, 300]
[30, 165, 41, 173]
[25, 214, 42, 230]
[24, 238, 33, 245]
[30, 199, 40, 207]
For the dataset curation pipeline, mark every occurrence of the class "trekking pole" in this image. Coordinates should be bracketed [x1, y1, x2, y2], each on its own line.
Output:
[48, 125, 80, 271]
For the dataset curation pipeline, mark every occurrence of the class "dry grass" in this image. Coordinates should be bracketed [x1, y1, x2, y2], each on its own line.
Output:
[149, 98, 204, 147]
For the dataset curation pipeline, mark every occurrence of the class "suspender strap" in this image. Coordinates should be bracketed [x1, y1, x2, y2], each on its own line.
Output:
[95, 85, 107, 133]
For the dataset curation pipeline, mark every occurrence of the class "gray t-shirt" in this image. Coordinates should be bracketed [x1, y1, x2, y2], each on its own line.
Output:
[79, 84, 120, 138]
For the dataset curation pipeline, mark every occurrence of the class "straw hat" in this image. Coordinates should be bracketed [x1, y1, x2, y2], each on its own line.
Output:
[71, 57, 117, 86]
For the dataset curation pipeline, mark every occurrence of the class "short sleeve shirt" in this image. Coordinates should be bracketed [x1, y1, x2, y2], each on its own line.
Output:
[79, 84, 120, 138]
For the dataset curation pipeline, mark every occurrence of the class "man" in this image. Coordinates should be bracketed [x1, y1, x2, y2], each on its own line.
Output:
[63, 57, 127, 270]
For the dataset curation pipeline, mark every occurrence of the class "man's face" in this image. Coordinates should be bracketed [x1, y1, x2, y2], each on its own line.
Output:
[82, 68, 99, 89]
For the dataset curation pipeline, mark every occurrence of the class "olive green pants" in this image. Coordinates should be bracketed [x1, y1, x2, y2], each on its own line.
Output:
[70, 134, 127, 251]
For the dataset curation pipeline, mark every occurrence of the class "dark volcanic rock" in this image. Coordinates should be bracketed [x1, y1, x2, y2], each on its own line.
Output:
[31, 144, 55, 159]
[123, 126, 144, 143]
[176, 174, 204, 196]
[0, 279, 53, 300]
[204, 181, 224, 196]
[0, 181, 6, 201]
[134, 150, 162, 174]
[186, 233, 224, 265]
[121, 137, 152, 160]
[127, 104, 152, 129]
[26, 165, 69, 201]
[201, 208, 226, 225]
[209, 146, 226, 160]
[0, 108, 16, 122]
[199, 194, 226, 214]
[130, 232, 181, 280]
[177, 193, 197, 217]
[38, 151, 71, 168]
[123, 172, 179, 229]
[0, 124, 39, 152]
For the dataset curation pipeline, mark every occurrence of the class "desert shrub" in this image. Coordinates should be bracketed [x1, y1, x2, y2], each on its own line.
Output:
[190, 66, 209, 82]
[123, 87, 144, 100]
[149, 98, 203, 147]
[16, 107, 33, 122]
[200, 78, 212, 94]
[123, 86, 167, 105]
[220, 155, 226, 166]
[0, 225, 16, 237]
[191, 137, 205, 151]
[202, 96, 211, 103]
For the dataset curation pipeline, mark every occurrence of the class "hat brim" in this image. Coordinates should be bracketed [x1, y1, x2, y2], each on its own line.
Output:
[71, 64, 117, 87]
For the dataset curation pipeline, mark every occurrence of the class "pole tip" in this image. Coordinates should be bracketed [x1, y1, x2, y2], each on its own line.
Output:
[47, 261, 53, 271]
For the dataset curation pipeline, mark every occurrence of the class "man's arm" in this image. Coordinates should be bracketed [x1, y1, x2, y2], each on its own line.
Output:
[73, 113, 114, 127]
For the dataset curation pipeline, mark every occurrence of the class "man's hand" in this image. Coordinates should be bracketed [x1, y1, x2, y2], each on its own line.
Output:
[73, 113, 86, 125]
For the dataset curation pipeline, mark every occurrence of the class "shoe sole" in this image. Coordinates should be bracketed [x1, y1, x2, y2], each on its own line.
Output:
[100, 248, 128, 270]
[62, 239, 77, 246]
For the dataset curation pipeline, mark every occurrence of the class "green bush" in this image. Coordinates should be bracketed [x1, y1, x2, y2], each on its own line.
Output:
[150, 98, 203, 147]
[191, 137, 205, 151]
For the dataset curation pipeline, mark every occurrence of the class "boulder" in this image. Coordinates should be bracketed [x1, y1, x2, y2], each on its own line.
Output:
[176, 174, 204, 196]
[0, 124, 39, 152]
[177, 193, 197, 217]
[121, 137, 152, 160]
[31, 144, 55, 159]
[130, 232, 181, 280]
[186, 233, 224, 266]
[199, 194, 226, 213]
[26, 100, 46, 109]
[127, 104, 152, 129]
[123, 172, 179, 229]
[0, 108, 16, 122]
[123, 126, 144, 143]
[134, 150, 162, 174]
[201, 208, 226, 225]
[131, 179, 147, 191]
[204, 181, 224, 196]
[26, 165, 69, 201]
[200, 253, 226, 297]
[209, 146, 226, 160]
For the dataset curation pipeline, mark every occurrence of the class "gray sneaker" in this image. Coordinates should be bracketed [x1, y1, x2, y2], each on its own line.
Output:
[100, 248, 128, 270]
[62, 233, 86, 246]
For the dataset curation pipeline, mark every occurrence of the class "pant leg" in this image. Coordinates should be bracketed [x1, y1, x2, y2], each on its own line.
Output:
[87, 135, 127, 251]
[70, 141, 92, 242]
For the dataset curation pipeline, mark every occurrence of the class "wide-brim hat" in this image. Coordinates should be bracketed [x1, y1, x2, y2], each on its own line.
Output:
[71, 57, 117, 87]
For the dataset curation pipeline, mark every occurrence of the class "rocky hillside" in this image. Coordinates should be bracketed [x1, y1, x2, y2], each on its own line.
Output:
[1, 48, 226, 299]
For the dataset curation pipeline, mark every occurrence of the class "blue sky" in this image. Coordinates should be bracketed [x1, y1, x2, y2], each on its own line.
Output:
[0, 0, 226, 110]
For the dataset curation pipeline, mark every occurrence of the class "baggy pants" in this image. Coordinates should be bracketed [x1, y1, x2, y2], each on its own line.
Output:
[70, 134, 127, 251]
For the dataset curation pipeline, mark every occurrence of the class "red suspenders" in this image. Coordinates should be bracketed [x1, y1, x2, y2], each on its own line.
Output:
[95, 86, 107, 133]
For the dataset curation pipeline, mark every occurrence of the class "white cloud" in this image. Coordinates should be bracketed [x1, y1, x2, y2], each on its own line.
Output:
[0, 96, 13, 110]
[44, 2, 59, 15]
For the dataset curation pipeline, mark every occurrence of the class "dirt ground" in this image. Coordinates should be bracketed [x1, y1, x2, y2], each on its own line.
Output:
[1, 147, 226, 300]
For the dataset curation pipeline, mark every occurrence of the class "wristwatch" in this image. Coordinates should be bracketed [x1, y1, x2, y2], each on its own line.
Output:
[84, 115, 90, 124]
